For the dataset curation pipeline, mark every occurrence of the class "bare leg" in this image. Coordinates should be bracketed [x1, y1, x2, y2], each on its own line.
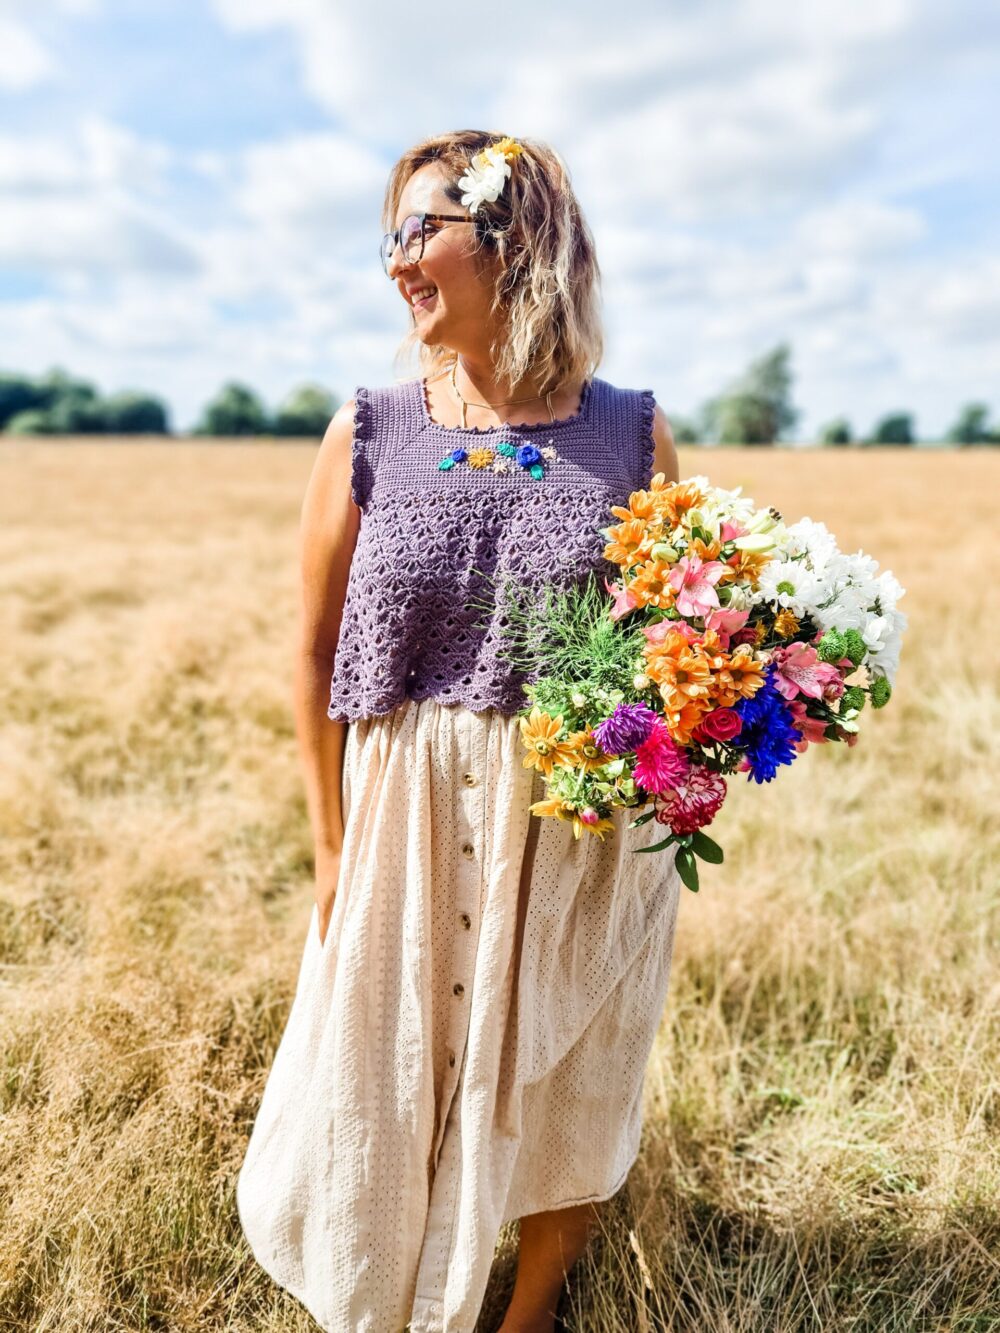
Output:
[497, 1199, 602, 1333]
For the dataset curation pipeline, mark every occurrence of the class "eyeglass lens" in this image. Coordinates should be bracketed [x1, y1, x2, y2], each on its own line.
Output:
[381, 214, 425, 274]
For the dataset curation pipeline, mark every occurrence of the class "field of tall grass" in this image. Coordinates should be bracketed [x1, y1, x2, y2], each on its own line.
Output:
[1, 438, 997, 1332]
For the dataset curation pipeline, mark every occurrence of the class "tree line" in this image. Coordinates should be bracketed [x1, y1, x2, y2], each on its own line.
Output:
[1, 347, 997, 445]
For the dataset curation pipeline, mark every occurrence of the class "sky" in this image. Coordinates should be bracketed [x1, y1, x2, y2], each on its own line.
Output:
[0, 0, 998, 439]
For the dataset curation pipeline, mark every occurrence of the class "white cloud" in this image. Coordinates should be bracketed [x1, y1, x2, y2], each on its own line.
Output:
[0, 18, 55, 90]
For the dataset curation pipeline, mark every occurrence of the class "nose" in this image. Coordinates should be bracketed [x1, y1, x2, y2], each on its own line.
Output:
[386, 239, 416, 282]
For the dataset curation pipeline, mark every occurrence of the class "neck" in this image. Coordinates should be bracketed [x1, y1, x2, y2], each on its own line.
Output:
[452, 354, 549, 405]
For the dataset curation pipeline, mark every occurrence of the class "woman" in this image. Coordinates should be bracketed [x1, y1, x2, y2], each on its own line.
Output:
[237, 130, 682, 1333]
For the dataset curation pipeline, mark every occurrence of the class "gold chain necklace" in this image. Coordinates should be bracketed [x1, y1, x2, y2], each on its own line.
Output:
[449, 357, 555, 429]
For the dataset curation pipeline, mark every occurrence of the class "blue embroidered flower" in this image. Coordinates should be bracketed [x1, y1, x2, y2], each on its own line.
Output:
[516, 443, 543, 468]
[450, 447, 468, 462]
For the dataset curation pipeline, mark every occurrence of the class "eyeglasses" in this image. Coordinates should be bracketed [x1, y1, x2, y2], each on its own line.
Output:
[380, 212, 476, 277]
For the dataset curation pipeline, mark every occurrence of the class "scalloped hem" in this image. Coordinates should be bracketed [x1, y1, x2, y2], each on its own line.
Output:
[350, 384, 372, 510]
[638, 387, 656, 490]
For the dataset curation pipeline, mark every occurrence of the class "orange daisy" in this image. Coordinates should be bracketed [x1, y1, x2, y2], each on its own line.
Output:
[711, 643, 767, 707]
[643, 630, 713, 712]
[603, 518, 655, 570]
[628, 559, 677, 611]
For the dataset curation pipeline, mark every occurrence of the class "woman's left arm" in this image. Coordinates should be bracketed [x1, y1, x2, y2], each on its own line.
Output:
[651, 404, 681, 485]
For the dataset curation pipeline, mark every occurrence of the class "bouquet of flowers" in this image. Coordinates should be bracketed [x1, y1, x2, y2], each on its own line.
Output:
[472, 473, 907, 892]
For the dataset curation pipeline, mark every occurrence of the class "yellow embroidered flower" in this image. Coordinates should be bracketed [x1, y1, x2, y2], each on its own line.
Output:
[467, 446, 495, 469]
[519, 707, 574, 777]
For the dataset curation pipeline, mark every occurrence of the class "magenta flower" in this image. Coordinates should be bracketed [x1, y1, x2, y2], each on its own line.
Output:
[769, 641, 843, 701]
[667, 553, 726, 618]
[633, 719, 691, 794]
[653, 766, 728, 834]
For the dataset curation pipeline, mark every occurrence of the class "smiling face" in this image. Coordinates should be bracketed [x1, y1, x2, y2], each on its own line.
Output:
[387, 161, 500, 353]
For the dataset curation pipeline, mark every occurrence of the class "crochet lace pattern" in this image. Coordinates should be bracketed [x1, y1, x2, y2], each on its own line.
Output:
[327, 375, 658, 723]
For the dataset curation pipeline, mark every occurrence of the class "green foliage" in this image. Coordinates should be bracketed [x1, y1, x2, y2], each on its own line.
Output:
[946, 402, 993, 445]
[271, 383, 338, 437]
[0, 367, 169, 435]
[819, 416, 853, 446]
[465, 567, 651, 737]
[5, 409, 54, 435]
[870, 412, 915, 445]
[194, 382, 269, 437]
[670, 415, 701, 444]
[102, 391, 170, 434]
[700, 343, 800, 446]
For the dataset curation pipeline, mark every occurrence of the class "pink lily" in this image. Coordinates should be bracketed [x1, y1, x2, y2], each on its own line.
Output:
[702, 605, 750, 648]
[604, 575, 639, 621]
[769, 641, 843, 701]
[667, 554, 727, 618]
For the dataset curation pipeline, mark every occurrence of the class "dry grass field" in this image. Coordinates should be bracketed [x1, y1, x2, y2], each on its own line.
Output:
[1, 438, 998, 1332]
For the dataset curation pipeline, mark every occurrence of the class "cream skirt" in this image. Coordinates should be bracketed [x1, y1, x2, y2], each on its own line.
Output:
[237, 696, 682, 1333]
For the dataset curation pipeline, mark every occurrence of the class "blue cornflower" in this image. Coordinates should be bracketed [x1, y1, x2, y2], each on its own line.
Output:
[734, 667, 802, 783]
[592, 701, 659, 754]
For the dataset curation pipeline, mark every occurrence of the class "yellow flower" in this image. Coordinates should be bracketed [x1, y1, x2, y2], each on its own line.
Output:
[772, 608, 801, 638]
[493, 136, 524, 159]
[467, 446, 495, 468]
[519, 707, 573, 777]
[560, 729, 615, 773]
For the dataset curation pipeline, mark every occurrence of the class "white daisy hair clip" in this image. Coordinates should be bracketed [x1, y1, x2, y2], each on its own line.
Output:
[457, 136, 524, 214]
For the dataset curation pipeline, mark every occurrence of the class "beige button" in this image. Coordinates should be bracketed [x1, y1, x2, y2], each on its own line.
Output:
[462, 772, 477, 786]
[460, 841, 475, 859]
[452, 981, 464, 996]
[459, 911, 471, 929]
[447, 1050, 456, 1067]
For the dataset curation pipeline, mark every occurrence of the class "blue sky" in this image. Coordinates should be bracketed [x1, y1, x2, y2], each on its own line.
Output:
[1, 0, 998, 438]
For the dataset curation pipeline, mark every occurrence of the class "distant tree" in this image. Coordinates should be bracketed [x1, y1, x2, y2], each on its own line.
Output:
[272, 383, 338, 437]
[946, 402, 992, 446]
[668, 414, 701, 445]
[819, 416, 852, 446]
[700, 343, 799, 446]
[0, 373, 45, 428]
[869, 412, 915, 446]
[195, 382, 269, 436]
[5, 409, 54, 435]
[103, 391, 170, 434]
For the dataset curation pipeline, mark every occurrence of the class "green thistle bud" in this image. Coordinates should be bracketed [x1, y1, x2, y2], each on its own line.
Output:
[841, 685, 866, 712]
[842, 628, 867, 666]
[817, 629, 846, 663]
[869, 675, 892, 709]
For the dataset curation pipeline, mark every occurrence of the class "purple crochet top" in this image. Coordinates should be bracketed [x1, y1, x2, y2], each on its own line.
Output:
[326, 374, 656, 723]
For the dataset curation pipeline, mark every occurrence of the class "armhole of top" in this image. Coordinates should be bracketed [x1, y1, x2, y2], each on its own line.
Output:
[638, 387, 656, 490]
[350, 384, 374, 511]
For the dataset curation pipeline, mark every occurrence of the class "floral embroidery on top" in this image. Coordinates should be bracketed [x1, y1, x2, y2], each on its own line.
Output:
[438, 437, 561, 480]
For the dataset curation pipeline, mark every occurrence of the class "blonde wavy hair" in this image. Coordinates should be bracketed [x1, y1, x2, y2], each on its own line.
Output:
[383, 130, 604, 395]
